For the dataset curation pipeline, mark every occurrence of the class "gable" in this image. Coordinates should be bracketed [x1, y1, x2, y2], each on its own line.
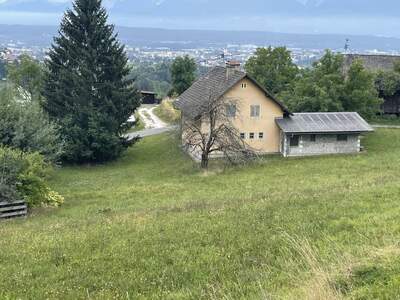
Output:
[224, 77, 286, 115]
[175, 66, 290, 118]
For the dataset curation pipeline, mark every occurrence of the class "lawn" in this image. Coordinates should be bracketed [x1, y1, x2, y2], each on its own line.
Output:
[1, 129, 400, 299]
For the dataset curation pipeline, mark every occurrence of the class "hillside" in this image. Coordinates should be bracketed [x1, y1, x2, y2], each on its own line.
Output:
[1, 129, 400, 299]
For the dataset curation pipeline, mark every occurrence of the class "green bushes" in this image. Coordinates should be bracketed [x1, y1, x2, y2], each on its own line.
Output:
[0, 59, 64, 208]
[0, 87, 63, 163]
[0, 146, 64, 207]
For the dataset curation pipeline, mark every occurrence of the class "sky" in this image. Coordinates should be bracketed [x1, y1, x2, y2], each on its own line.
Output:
[0, 0, 399, 37]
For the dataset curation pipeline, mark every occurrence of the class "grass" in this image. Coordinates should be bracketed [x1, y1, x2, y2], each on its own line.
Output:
[1, 129, 400, 299]
[153, 99, 181, 124]
[368, 115, 400, 126]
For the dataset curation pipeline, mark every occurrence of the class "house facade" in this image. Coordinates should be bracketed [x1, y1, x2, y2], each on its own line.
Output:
[176, 63, 373, 159]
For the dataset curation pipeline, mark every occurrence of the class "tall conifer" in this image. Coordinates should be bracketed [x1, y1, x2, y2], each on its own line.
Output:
[43, 0, 140, 163]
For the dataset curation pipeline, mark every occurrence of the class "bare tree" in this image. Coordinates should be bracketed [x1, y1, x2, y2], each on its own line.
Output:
[181, 86, 256, 169]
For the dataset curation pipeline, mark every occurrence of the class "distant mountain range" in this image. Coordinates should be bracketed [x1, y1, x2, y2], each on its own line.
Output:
[0, 1, 398, 37]
[1, 24, 400, 52]
[0, 0, 398, 17]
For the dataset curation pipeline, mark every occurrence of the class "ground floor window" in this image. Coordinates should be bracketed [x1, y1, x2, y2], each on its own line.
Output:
[259, 132, 264, 139]
[337, 134, 348, 141]
[290, 135, 300, 147]
[310, 134, 316, 142]
[249, 133, 255, 139]
[240, 133, 245, 139]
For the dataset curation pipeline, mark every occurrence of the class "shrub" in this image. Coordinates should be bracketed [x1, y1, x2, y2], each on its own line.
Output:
[0, 87, 63, 163]
[0, 146, 64, 207]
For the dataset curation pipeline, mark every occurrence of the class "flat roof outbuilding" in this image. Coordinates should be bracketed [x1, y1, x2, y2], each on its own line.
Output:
[276, 112, 374, 134]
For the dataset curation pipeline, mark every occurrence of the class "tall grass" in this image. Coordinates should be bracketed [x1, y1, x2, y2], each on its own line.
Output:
[153, 98, 181, 124]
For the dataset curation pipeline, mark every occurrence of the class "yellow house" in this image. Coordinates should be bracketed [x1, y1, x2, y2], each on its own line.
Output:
[175, 62, 373, 160]
[175, 62, 290, 157]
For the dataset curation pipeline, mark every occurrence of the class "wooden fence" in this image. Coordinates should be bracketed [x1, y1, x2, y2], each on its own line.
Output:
[0, 201, 27, 219]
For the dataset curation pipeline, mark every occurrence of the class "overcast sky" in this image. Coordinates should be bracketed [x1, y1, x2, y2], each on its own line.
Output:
[0, 0, 399, 37]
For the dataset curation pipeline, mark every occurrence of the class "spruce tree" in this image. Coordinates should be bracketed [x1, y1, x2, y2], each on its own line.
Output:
[43, 0, 140, 163]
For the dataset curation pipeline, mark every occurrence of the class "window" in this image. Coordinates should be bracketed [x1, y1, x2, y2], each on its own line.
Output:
[290, 135, 300, 147]
[240, 133, 246, 139]
[337, 134, 348, 142]
[225, 104, 236, 118]
[249, 133, 255, 139]
[310, 134, 316, 142]
[250, 105, 260, 118]
[259, 132, 264, 139]
[241, 83, 247, 88]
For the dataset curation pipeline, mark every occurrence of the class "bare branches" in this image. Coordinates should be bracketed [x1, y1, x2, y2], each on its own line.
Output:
[181, 82, 257, 168]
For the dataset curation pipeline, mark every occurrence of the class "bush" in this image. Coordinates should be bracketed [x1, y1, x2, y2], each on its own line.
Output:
[0, 87, 63, 162]
[0, 146, 64, 207]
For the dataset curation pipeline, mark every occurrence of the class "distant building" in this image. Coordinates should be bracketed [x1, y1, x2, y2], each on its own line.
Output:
[140, 91, 160, 105]
[176, 62, 373, 159]
[343, 54, 400, 115]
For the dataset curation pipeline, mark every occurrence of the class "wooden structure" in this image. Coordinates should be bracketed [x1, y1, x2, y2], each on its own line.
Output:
[140, 91, 160, 105]
[0, 201, 27, 219]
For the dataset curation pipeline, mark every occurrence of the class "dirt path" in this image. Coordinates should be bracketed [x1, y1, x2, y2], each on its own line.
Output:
[138, 106, 167, 129]
[125, 105, 175, 141]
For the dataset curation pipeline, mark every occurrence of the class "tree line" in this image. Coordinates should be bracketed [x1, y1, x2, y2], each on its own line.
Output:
[245, 47, 383, 118]
[169, 47, 391, 120]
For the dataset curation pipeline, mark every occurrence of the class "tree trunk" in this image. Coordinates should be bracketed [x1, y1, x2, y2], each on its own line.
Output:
[201, 153, 209, 169]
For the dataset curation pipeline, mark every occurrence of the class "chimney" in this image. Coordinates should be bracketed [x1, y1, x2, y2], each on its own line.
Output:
[226, 60, 241, 78]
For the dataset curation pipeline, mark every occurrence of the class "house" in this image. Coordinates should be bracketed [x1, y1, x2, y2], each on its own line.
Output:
[176, 62, 373, 159]
[140, 91, 159, 105]
[343, 54, 400, 115]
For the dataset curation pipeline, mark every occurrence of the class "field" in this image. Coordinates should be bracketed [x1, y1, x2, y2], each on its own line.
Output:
[1, 129, 400, 299]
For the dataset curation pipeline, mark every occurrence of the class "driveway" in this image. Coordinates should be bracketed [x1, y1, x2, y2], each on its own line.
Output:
[125, 105, 177, 140]
[138, 106, 167, 129]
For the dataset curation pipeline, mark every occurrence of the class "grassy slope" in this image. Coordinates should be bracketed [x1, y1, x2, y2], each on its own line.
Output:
[1, 130, 400, 299]
[153, 99, 180, 124]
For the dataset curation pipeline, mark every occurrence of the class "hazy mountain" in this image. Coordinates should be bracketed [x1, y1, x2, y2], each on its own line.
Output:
[1, 24, 400, 52]
[0, 0, 398, 37]
[0, 0, 398, 16]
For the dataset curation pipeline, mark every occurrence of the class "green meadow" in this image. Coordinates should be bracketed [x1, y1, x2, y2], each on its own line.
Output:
[1, 129, 400, 299]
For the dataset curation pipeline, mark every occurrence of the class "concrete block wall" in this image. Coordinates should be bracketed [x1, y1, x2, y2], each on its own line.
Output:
[286, 134, 360, 157]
